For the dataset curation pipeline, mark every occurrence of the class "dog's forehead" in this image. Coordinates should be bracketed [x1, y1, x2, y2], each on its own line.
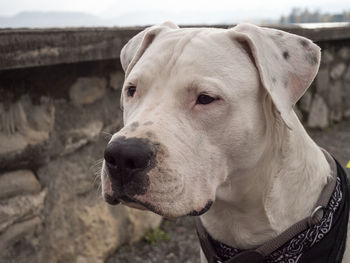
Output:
[153, 27, 221, 48]
[149, 28, 230, 62]
[131, 27, 248, 83]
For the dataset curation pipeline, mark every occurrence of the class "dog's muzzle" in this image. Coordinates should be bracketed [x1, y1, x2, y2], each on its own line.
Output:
[104, 136, 156, 204]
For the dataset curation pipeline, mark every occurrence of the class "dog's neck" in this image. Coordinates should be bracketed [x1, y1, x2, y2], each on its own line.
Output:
[200, 112, 330, 249]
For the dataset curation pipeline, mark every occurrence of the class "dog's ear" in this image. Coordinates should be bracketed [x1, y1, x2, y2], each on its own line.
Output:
[120, 21, 179, 77]
[229, 23, 321, 128]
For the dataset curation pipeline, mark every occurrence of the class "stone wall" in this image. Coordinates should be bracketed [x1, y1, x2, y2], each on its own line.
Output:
[0, 25, 349, 263]
[297, 42, 350, 128]
[0, 60, 161, 263]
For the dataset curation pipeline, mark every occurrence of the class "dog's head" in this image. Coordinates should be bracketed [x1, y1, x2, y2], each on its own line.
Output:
[101, 22, 320, 218]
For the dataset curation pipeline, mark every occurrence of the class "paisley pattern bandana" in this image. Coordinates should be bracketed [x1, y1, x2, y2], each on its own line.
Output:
[203, 156, 349, 263]
[211, 176, 343, 263]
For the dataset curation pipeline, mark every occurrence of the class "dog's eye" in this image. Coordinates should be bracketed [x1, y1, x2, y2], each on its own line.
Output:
[196, 94, 216, 105]
[127, 86, 136, 97]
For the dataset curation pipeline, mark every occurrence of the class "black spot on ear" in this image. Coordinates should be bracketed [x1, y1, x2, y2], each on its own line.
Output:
[299, 39, 309, 48]
[306, 52, 318, 66]
[283, 51, 290, 60]
[272, 77, 277, 83]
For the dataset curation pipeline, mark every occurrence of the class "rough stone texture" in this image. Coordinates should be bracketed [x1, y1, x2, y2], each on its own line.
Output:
[345, 66, 350, 83]
[344, 75, 350, 116]
[0, 59, 124, 171]
[308, 39, 350, 125]
[69, 77, 106, 105]
[107, 217, 200, 263]
[0, 27, 144, 70]
[0, 95, 55, 157]
[338, 46, 350, 60]
[330, 62, 346, 80]
[345, 109, 350, 119]
[321, 50, 334, 65]
[0, 216, 42, 262]
[37, 156, 119, 263]
[299, 90, 312, 112]
[0, 190, 46, 233]
[62, 121, 103, 155]
[328, 81, 343, 122]
[52, 98, 121, 158]
[344, 76, 350, 112]
[125, 207, 163, 243]
[0, 170, 41, 200]
[0, 189, 45, 263]
[307, 94, 329, 128]
[110, 71, 124, 90]
[0, 58, 162, 263]
[35, 145, 161, 263]
[315, 68, 329, 96]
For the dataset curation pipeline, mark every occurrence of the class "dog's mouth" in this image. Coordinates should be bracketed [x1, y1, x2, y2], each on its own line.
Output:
[104, 193, 156, 213]
[118, 195, 149, 211]
[104, 193, 120, 205]
[104, 193, 213, 220]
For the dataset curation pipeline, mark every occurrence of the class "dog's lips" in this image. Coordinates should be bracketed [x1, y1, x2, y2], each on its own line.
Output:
[105, 193, 151, 211]
[117, 194, 170, 217]
[104, 194, 120, 205]
[104, 192, 213, 219]
[121, 199, 176, 220]
[120, 200, 148, 211]
[104, 194, 147, 211]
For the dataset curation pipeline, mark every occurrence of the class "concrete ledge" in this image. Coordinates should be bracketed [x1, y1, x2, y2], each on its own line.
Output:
[0, 27, 144, 70]
[1, 25, 350, 71]
[272, 25, 350, 42]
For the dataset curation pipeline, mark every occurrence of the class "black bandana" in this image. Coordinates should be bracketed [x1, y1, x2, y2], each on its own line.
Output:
[198, 157, 349, 263]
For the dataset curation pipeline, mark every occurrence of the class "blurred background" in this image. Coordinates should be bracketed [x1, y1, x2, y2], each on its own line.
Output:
[0, 0, 349, 27]
[0, 1, 349, 263]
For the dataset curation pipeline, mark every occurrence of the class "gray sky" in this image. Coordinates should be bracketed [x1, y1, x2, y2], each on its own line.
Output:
[0, 0, 349, 18]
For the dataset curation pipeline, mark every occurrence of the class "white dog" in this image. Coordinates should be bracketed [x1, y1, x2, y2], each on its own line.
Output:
[101, 22, 349, 263]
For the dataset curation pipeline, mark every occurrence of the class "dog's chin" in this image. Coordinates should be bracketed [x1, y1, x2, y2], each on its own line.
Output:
[120, 200, 148, 211]
[104, 193, 213, 219]
[104, 193, 160, 213]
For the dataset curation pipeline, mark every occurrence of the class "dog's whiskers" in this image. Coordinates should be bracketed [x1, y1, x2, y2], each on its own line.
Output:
[89, 159, 105, 191]
[101, 131, 113, 140]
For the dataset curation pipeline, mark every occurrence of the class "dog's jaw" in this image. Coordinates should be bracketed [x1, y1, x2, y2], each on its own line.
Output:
[199, 110, 330, 249]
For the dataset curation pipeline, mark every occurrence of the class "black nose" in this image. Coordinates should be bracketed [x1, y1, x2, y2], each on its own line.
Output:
[104, 137, 155, 177]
